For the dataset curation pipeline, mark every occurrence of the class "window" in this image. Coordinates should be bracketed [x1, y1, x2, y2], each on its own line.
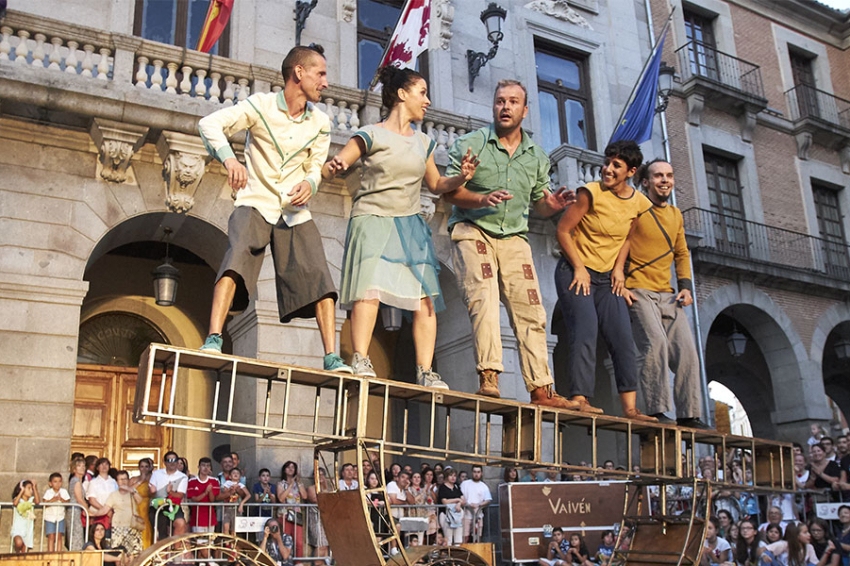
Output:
[813, 183, 849, 278]
[704, 151, 747, 256]
[684, 10, 717, 80]
[133, 0, 230, 56]
[790, 50, 818, 119]
[357, 0, 428, 90]
[534, 43, 593, 152]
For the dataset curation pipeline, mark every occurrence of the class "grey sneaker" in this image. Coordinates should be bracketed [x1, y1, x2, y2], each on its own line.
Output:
[200, 334, 223, 353]
[351, 352, 377, 377]
[323, 352, 353, 373]
[416, 366, 449, 389]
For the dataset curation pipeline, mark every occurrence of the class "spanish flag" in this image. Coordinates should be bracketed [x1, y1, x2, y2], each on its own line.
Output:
[196, 0, 234, 53]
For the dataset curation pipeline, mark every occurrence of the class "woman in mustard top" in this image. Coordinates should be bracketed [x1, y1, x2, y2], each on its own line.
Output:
[554, 140, 656, 421]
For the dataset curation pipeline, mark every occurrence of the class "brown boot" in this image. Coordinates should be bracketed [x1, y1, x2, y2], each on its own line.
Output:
[569, 395, 604, 414]
[530, 385, 581, 410]
[620, 391, 658, 422]
[476, 369, 501, 398]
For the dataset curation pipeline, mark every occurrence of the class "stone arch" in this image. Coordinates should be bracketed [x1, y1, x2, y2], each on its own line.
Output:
[811, 304, 850, 422]
[699, 281, 830, 440]
[810, 303, 850, 363]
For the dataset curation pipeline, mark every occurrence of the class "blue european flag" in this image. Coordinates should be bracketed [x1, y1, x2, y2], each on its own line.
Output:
[609, 25, 669, 145]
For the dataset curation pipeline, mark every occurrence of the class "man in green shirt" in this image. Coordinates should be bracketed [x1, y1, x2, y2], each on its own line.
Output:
[445, 79, 574, 409]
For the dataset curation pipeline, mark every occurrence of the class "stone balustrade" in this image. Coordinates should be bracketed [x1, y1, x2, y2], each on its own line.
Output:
[549, 144, 605, 189]
[0, 14, 112, 79]
[132, 39, 256, 105]
[1, 8, 587, 199]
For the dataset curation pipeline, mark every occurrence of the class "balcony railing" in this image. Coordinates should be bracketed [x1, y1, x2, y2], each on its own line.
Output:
[683, 207, 850, 281]
[675, 40, 765, 100]
[0, 9, 487, 158]
[785, 83, 850, 130]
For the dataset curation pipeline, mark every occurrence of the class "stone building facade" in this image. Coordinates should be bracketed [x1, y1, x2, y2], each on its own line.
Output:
[647, 0, 850, 441]
[1, 0, 847, 494]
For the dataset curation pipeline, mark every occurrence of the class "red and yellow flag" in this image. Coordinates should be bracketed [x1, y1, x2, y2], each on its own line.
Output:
[196, 0, 234, 53]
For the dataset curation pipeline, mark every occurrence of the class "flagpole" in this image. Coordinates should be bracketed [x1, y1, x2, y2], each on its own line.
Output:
[608, 10, 674, 144]
[368, 0, 414, 90]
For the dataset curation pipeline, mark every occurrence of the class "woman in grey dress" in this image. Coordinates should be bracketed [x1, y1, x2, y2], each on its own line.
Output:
[68, 457, 88, 550]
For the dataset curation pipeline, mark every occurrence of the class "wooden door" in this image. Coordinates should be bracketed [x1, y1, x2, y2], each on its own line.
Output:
[72, 365, 170, 469]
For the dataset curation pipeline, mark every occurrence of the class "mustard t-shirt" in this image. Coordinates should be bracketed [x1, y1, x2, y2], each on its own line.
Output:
[571, 181, 652, 272]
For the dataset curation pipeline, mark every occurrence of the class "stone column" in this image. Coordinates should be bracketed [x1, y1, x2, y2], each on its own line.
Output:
[0, 272, 89, 494]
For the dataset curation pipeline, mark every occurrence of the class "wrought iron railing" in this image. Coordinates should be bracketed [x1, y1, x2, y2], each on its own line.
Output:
[785, 83, 850, 130]
[675, 40, 765, 100]
[682, 207, 850, 280]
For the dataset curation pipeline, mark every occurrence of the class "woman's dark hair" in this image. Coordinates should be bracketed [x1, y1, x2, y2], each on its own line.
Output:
[603, 140, 643, 170]
[765, 523, 782, 541]
[503, 467, 519, 482]
[88, 522, 108, 547]
[735, 519, 761, 565]
[366, 470, 382, 487]
[377, 65, 424, 113]
[94, 457, 110, 474]
[808, 518, 835, 559]
[784, 522, 806, 566]
[281, 461, 298, 480]
[568, 532, 589, 557]
[12, 480, 32, 499]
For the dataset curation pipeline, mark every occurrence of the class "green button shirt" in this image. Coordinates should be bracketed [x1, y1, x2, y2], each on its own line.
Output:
[447, 125, 550, 239]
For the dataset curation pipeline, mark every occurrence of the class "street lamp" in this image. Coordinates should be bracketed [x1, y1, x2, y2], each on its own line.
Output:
[726, 324, 747, 358]
[152, 228, 180, 307]
[467, 3, 507, 92]
[295, 0, 319, 46]
[835, 337, 850, 360]
[655, 62, 675, 113]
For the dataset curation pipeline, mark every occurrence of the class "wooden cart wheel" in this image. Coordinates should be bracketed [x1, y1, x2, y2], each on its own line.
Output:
[386, 545, 490, 566]
[130, 533, 276, 566]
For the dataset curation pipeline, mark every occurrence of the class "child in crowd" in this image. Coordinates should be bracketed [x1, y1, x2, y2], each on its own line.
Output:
[253, 467, 278, 519]
[11, 479, 41, 553]
[565, 533, 591, 566]
[43, 472, 71, 552]
[220, 467, 251, 536]
[595, 530, 616, 565]
[540, 527, 569, 566]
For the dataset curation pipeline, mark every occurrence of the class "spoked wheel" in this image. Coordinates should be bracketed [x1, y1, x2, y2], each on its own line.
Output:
[386, 545, 490, 566]
[131, 533, 276, 566]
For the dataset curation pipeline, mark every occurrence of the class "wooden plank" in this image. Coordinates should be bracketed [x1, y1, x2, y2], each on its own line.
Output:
[318, 490, 386, 566]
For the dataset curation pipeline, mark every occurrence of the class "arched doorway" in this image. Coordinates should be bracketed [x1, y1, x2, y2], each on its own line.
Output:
[74, 213, 231, 468]
[74, 311, 172, 469]
[821, 322, 850, 434]
[705, 310, 777, 439]
[699, 283, 827, 442]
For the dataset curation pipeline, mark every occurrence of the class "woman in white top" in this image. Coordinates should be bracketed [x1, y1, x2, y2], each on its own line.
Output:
[761, 522, 818, 566]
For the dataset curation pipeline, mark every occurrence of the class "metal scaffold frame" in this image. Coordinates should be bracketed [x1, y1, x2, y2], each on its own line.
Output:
[134, 344, 795, 566]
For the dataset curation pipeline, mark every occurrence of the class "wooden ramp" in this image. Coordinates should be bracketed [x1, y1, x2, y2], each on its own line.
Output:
[318, 490, 390, 566]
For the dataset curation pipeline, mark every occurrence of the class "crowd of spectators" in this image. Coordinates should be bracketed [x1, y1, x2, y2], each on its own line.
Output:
[7, 450, 497, 565]
[9, 424, 850, 564]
